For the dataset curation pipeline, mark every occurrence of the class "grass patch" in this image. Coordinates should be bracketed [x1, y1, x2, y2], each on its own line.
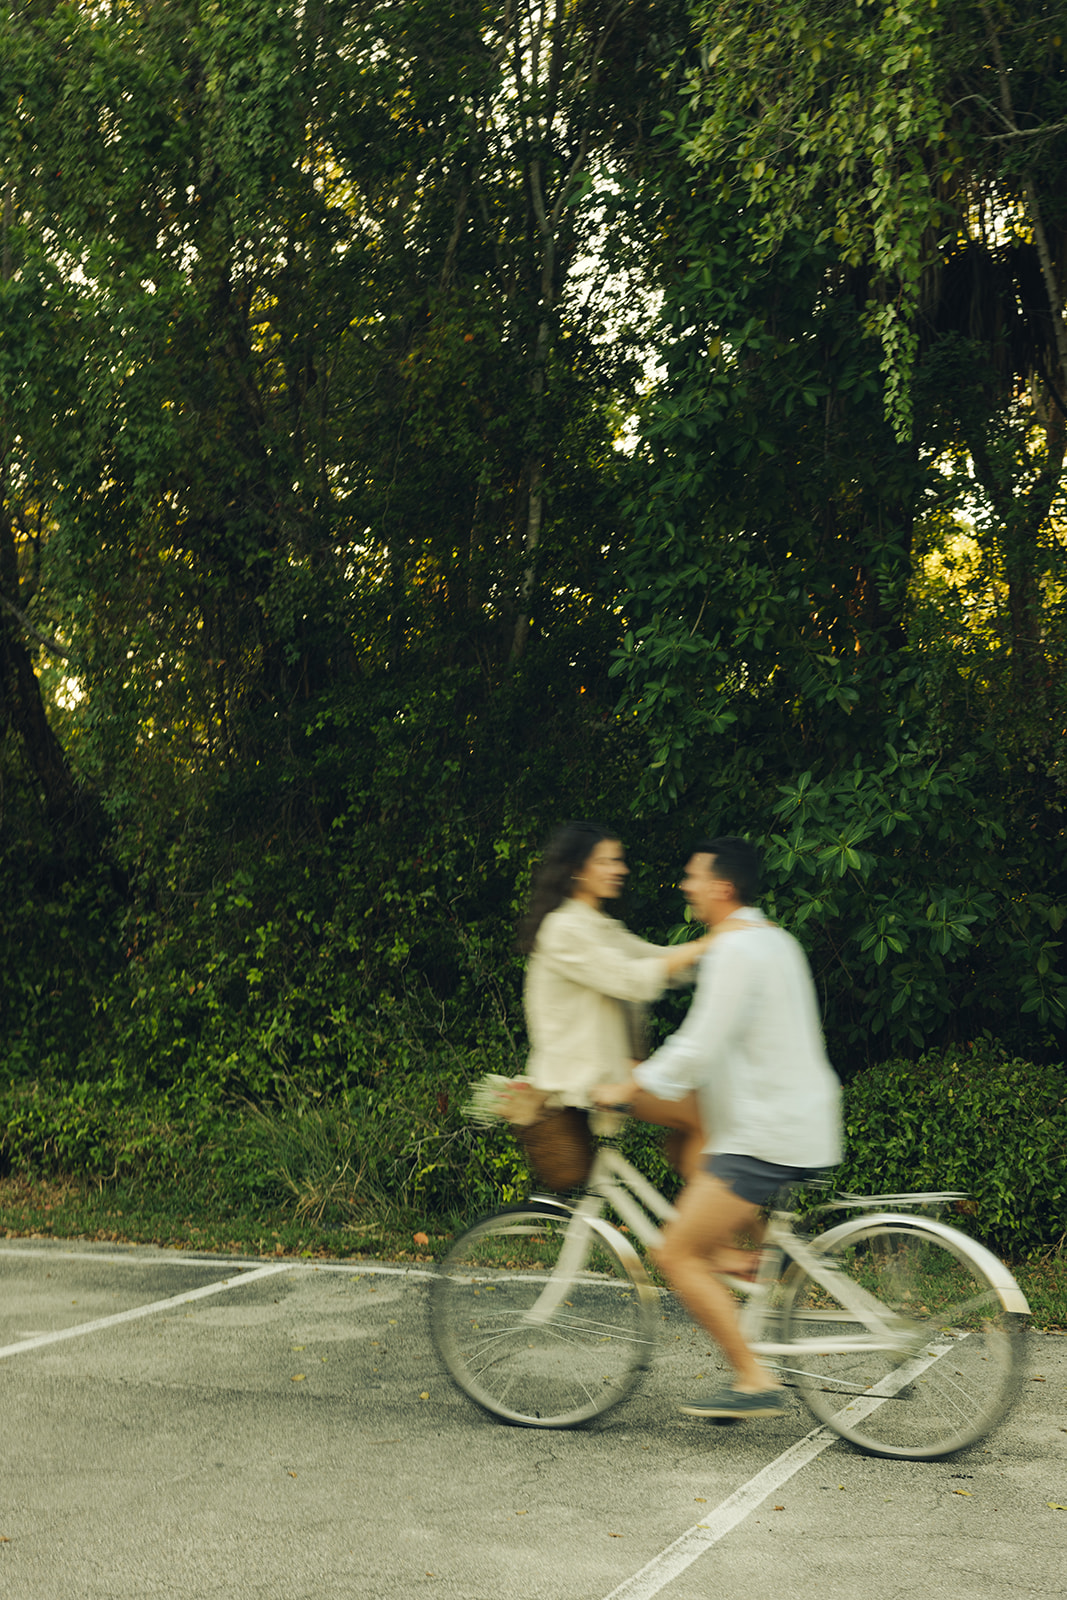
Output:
[0, 1176, 439, 1264]
[1, 1174, 1063, 1329]
[1015, 1251, 1067, 1332]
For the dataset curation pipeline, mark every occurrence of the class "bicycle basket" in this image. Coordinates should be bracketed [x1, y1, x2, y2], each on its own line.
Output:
[516, 1105, 594, 1192]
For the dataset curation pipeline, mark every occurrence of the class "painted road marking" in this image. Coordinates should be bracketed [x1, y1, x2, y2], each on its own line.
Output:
[1, 1244, 965, 1597]
[600, 1424, 838, 1600]
[0, 1261, 294, 1361]
[0, 1250, 441, 1362]
[0, 1246, 436, 1279]
[599, 1341, 959, 1600]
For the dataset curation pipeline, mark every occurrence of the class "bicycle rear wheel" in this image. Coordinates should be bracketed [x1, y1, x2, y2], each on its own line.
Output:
[431, 1202, 658, 1427]
[780, 1216, 1027, 1459]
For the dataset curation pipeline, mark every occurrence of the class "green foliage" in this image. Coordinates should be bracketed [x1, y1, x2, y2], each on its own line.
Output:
[1, 0, 1066, 1191]
[239, 1071, 532, 1227]
[683, 0, 1067, 437]
[6, 1041, 1063, 1276]
[834, 1044, 1067, 1254]
[0, 1052, 533, 1229]
[761, 747, 1067, 1053]
[607, 51, 1067, 1067]
[0, 845, 124, 1081]
[0, 1078, 200, 1188]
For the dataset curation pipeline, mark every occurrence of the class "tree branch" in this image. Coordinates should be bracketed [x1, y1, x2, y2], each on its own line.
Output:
[979, 3, 1067, 393]
[0, 593, 72, 661]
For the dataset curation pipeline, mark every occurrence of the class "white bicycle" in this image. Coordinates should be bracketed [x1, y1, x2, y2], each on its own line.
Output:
[431, 1132, 1029, 1460]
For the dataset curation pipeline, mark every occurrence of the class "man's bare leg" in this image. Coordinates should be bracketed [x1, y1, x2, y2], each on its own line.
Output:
[626, 1090, 761, 1277]
[655, 1172, 778, 1392]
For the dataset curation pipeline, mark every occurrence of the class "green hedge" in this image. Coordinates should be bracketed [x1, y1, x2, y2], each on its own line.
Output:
[2, 1042, 1064, 1255]
[833, 1044, 1067, 1254]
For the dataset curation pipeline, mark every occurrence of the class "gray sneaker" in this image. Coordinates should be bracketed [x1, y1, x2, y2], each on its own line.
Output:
[680, 1384, 788, 1420]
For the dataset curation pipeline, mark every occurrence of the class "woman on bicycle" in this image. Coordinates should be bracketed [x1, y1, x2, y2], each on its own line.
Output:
[519, 821, 708, 1176]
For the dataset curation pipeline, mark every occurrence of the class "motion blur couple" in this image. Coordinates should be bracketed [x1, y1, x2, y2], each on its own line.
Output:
[519, 822, 841, 1421]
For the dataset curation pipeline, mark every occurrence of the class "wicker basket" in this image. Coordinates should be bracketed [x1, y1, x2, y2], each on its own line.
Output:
[516, 1105, 594, 1192]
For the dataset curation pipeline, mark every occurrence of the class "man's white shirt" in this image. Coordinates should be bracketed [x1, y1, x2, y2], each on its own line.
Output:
[634, 906, 842, 1169]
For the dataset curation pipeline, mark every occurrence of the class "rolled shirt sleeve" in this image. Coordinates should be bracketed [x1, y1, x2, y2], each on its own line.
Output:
[535, 909, 670, 1003]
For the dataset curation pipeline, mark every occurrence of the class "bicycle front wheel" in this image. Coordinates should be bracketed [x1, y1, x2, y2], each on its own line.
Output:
[431, 1203, 658, 1428]
[780, 1216, 1027, 1459]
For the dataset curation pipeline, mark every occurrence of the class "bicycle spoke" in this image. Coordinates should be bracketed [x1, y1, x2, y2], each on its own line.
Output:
[432, 1206, 655, 1427]
[782, 1221, 1025, 1458]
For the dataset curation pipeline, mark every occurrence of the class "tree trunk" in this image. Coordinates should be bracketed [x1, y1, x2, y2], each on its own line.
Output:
[0, 506, 97, 849]
[0, 166, 99, 852]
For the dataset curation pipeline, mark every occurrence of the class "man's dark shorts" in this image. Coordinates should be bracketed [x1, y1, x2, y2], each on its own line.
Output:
[703, 1151, 824, 1205]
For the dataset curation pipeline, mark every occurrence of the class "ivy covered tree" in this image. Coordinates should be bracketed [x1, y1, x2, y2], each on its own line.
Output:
[611, 0, 1067, 1058]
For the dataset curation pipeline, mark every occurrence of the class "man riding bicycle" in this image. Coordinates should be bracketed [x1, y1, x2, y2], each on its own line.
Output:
[593, 836, 842, 1420]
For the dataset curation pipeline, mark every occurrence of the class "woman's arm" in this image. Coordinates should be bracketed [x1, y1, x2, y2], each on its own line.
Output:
[537, 911, 709, 1002]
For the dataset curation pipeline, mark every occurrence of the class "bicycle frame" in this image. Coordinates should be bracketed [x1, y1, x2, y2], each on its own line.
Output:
[434, 1128, 1028, 1455]
[533, 1145, 1027, 1362]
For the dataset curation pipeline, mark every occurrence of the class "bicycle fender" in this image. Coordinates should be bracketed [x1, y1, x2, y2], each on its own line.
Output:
[809, 1212, 1030, 1316]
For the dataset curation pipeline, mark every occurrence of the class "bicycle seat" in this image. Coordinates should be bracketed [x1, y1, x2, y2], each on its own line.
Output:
[767, 1176, 831, 1212]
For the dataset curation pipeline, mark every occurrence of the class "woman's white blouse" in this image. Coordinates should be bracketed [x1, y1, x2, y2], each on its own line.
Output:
[523, 898, 672, 1105]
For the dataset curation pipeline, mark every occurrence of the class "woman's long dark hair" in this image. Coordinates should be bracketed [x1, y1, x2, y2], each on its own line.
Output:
[516, 821, 618, 954]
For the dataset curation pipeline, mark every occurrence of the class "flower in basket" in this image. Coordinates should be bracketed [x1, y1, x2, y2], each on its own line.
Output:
[462, 1074, 549, 1128]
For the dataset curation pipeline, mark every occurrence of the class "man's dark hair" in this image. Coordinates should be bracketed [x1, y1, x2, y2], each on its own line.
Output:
[696, 835, 761, 905]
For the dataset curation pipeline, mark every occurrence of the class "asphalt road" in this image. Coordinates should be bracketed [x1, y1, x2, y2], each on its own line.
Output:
[1, 1238, 1065, 1599]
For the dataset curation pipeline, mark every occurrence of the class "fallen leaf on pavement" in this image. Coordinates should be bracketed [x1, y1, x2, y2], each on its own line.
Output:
[291, 1374, 305, 1382]
[1049, 1504, 1067, 1511]
[952, 1490, 972, 1497]
[419, 1391, 429, 1400]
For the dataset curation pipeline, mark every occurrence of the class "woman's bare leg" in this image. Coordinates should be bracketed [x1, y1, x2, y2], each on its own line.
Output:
[629, 1087, 705, 1181]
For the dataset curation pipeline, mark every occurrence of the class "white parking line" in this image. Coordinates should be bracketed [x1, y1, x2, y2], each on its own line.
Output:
[601, 1340, 958, 1600]
[0, 1261, 293, 1361]
[0, 1249, 441, 1363]
[0, 1245, 436, 1278]
[0, 1245, 241, 1266]
[601, 1424, 838, 1600]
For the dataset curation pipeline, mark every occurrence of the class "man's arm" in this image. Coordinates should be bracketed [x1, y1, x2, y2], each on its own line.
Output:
[633, 936, 754, 1102]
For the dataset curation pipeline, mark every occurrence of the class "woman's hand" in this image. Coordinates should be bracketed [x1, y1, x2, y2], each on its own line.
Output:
[664, 933, 711, 978]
